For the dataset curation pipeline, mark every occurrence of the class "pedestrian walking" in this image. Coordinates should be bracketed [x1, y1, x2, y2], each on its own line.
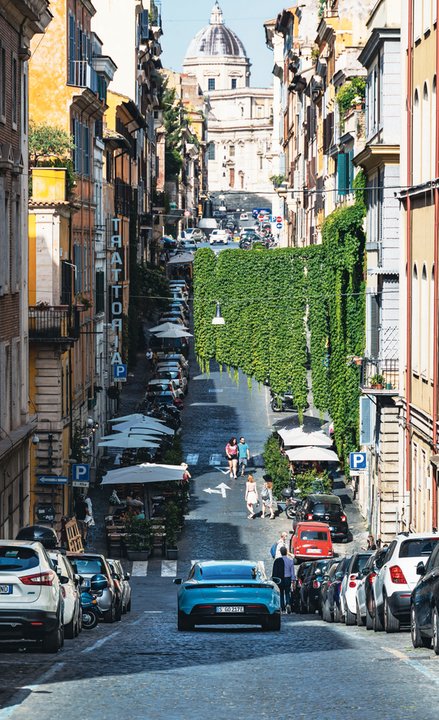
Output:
[277, 546, 295, 613]
[145, 347, 153, 371]
[261, 479, 275, 519]
[367, 534, 377, 550]
[238, 436, 250, 476]
[225, 437, 239, 479]
[245, 474, 259, 518]
[74, 493, 88, 540]
[271, 530, 292, 559]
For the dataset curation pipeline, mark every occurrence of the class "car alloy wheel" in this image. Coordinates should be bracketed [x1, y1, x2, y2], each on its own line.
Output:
[411, 603, 431, 648]
[384, 597, 400, 633]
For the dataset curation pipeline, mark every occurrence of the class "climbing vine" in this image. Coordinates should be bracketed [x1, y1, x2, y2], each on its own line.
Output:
[194, 180, 366, 466]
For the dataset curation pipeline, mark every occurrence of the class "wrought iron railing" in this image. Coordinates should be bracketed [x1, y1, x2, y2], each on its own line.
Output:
[29, 306, 80, 342]
[361, 357, 399, 391]
[68, 60, 92, 89]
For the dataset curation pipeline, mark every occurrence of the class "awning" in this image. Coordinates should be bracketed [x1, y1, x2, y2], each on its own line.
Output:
[285, 446, 339, 462]
[101, 462, 185, 485]
[166, 252, 194, 265]
[278, 426, 332, 448]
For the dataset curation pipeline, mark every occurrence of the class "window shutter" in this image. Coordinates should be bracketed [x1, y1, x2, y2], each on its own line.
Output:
[360, 396, 376, 446]
[68, 15, 75, 82]
[337, 152, 347, 195]
[348, 149, 354, 192]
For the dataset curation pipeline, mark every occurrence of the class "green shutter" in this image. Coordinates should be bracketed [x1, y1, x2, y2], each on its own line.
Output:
[337, 152, 347, 196]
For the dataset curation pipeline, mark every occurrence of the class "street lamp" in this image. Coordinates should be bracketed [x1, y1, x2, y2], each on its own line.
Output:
[212, 301, 225, 325]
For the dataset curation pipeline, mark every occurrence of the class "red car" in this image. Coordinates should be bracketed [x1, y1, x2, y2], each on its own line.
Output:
[290, 522, 333, 563]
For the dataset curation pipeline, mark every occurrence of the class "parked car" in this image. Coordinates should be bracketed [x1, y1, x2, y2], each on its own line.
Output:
[49, 550, 81, 639]
[170, 301, 189, 317]
[191, 228, 206, 242]
[290, 521, 333, 563]
[411, 541, 439, 651]
[178, 239, 197, 252]
[158, 352, 189, 370]
[294, 494, 348, 543]
[156, 361, 189, 379]
[154, 368, 188, 395]
[291, 561, 312, 613]
[300, 559, 338, 614]
[146, 379, 183, 406]
[107, 559, 132, 615]
[321, 556, 351, 623]
[355, 548, 388, 628]
[68, 553, 119, 623]
[339, 552, 372, 625]
[373, 532, 439, 633]
[0, 540, 65, 652]
[16, 525, 58, 549]
[209, 229, 229, 245]
[174, 561, 281, 630]
[162, 236, 177, 249]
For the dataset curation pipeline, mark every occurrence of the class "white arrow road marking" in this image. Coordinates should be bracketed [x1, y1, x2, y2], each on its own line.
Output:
[216, 482, 231, 498]
[203, 487, 222, 495]
[161, 560, 177, 577]
[215, 466, 231, 475]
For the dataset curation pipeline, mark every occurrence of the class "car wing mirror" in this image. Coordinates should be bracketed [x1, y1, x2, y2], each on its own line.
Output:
[124, 573, 131, 581]
[271, 577, 282, 585]
[60, 575, 70, 585]
[74, 573, 81, 585]
[173, 578, 183, 585]
[416, 561, 426, 576]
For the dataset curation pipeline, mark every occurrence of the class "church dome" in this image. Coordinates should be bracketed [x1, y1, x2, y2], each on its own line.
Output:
[185, 2, 247, 60]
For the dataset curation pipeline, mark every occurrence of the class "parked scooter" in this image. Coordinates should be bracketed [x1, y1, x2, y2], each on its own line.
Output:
[80, 574, 107, 630]
[277, 485, 302, 519]
[270, 391, 296, 413]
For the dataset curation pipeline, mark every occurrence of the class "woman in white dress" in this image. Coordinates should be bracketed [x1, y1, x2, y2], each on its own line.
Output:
[245, 474, 258, 519]
[261, 479, 275, 519]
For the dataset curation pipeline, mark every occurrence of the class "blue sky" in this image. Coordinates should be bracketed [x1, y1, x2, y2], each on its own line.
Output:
[160, 0, 292, 88]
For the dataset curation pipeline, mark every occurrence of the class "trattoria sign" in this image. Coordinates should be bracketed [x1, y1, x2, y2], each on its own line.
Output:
[110, 217, 124, 365]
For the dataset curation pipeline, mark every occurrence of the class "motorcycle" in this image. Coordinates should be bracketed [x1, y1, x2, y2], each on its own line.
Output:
[277, 485, 302, 519]
[80, 574, 107, 630]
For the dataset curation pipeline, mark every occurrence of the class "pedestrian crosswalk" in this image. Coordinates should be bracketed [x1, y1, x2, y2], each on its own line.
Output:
[130, 559, 267, 579]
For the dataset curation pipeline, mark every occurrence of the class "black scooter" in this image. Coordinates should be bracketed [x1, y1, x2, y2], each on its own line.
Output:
[270, 391, 296, 413]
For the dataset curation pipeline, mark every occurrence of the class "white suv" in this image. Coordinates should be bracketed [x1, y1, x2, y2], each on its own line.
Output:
[373, 532, 439, 633]
[49, 551, 81, 639]
[0, 540, 64, 652]
[209, 229, 229, 245]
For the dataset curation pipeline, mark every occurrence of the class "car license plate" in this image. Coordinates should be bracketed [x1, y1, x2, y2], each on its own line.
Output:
[307, 548, 321, 553]
[0, 585, 12, 594]
[216, 606, 244, 613]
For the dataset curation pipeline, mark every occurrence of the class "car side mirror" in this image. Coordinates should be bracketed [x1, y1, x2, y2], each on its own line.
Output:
[335, 572, 344, 580]
[60, 575, 70, 585]
[272, 577, 282, 585]
[416, 561, 426, 576]
[124, 573, 131, 581]
[173, 578, 182, 585]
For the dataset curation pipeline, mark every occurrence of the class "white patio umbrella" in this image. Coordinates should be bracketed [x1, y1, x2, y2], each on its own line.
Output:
[154, 327, 193, 339]
[101, 462, 185, 485]
[98, 437, 160, 449]
[149, 321, 187, 334]
[100, 430, 164, 441]
[285, 446, 339, 462]
[278, 426, 333, 448]
[108, 413, 166, 424]
[111, 421, 174, 436]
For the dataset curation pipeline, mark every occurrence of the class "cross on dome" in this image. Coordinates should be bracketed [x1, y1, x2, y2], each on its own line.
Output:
[210, 1, 224, 25]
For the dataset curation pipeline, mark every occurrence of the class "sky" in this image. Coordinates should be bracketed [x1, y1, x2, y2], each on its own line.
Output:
[160, 0, 294, 88]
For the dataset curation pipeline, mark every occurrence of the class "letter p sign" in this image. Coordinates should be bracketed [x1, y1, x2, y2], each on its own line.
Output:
[349, 452, 367, 471]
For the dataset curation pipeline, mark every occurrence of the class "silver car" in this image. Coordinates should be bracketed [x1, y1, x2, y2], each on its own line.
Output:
[68, 553, 119, 622]
[108, 559, 132, 614]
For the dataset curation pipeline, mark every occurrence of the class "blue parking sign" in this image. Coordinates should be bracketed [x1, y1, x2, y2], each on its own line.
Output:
[72, 464, 90, 482]
[113, 363, 127, 381]
[349, 452, 367, 471]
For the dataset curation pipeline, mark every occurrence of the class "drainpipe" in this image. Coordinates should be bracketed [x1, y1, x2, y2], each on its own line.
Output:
[405, 0, 414, 524]
[432, 0, 439, 528]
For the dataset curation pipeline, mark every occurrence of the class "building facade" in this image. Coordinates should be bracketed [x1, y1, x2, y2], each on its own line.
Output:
[0, 0, 52, 537]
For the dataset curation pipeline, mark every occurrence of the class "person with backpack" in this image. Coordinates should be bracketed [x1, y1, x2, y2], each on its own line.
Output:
[270, 530, 291, 559]
[275, 546, 295, 613]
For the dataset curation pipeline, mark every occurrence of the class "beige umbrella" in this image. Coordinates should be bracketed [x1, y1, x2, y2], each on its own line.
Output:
[101, 462, 185, 485]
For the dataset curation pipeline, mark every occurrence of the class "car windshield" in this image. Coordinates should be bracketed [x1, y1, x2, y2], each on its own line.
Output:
[199, 565, 257, 580]
[312, 502, 341, 514]
[70, 557, 105, 575]
[300, 530, 328, 541]
[399, 537, 439, 557]
[0, 547, 40, 571]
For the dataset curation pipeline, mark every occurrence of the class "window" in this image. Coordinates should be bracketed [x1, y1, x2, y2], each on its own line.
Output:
[11, 193, 20, 290]
[207, 143, 215, 160]
[259, 155, 263, 170]
[412, 264, 419, 372]
[0, 182, 10, 295]
[413, 90, 421, 184]
[83, 124, 90, 176]
[229, 145, 235, 157]
[95, 270, 105, 313]
[229, 167, 235, 188]
[432, 77, 436, 178]
[430, 266, 435, 380]
[421, 264, 428, 375]
[414, 0, 422, 40]
[208, 78, 215, 91]
[0, 44, 5, 122]
[422, 82, 430, 181]
[11, 54, 17, 128]
[68, 14, 76, 84]
[423, 0, 431, 32]
[231, 78, 237, 89]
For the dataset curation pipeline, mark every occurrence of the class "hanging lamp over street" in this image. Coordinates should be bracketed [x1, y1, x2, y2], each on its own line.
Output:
[212, 301, 225, 325]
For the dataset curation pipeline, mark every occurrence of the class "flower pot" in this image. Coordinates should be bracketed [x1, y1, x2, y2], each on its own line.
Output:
[166, 546, 178, 560]
[126, 549, 150, 561]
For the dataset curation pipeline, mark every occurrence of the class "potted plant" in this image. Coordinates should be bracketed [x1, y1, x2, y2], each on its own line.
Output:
[125, 517, 152, 561]
[370, 373, 385, 389]
[165, 500, 180, 560]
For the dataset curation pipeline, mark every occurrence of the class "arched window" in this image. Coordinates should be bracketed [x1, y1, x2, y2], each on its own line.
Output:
[412, 264, 419, 373]
[422, 83, 430, 182]
[413, 89, 421, 184]
[433, 77, 437, 180]
[420, 264, 428, 375]
[430, 265, 435, 381]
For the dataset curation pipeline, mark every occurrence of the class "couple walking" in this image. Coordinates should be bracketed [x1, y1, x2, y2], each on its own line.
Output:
[245, 476, 275, 520]
[272, 532, 296, 613]
[225, 437, 250, 479]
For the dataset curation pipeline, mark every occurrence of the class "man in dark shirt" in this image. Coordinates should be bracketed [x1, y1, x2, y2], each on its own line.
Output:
[273, 546, 296, 613]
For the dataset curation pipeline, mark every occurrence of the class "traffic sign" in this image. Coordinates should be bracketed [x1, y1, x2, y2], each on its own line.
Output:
[349, 452, 367, 471]
[72, 464, 90, 482]
[276, 216, 282, 223]
[72, 480, 90, 488]
[113, 363, 127, 382]
[276, 222, 283, 229]
[184, 210, 191, 217]
[37, 476, 69, 485]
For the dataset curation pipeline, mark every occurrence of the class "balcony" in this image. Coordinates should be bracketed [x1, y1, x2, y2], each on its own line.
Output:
[29, 306, 80, 344]
[115, 180, 133, 217]
[360, 357, 399, 395]
[68, 60, 92, 89]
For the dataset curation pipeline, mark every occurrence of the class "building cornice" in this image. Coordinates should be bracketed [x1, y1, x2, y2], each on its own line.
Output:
[358, 28, 400, 69]
[353, 144, 400, 172]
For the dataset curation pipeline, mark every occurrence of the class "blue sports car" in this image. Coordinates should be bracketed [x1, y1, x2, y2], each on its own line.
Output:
[174, 560, 281, 631]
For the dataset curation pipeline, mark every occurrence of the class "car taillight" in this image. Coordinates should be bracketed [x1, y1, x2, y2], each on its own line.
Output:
[368, 572, 377, 585]
[349, 573, 357, 588]
[306, 513, 313, 520]
[389, 565, 407, 584]
[20, 571, 56, 586]
[341, 515, 347, 522]
[313, 580, 320, 589]
[298, 579, 303, 586]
